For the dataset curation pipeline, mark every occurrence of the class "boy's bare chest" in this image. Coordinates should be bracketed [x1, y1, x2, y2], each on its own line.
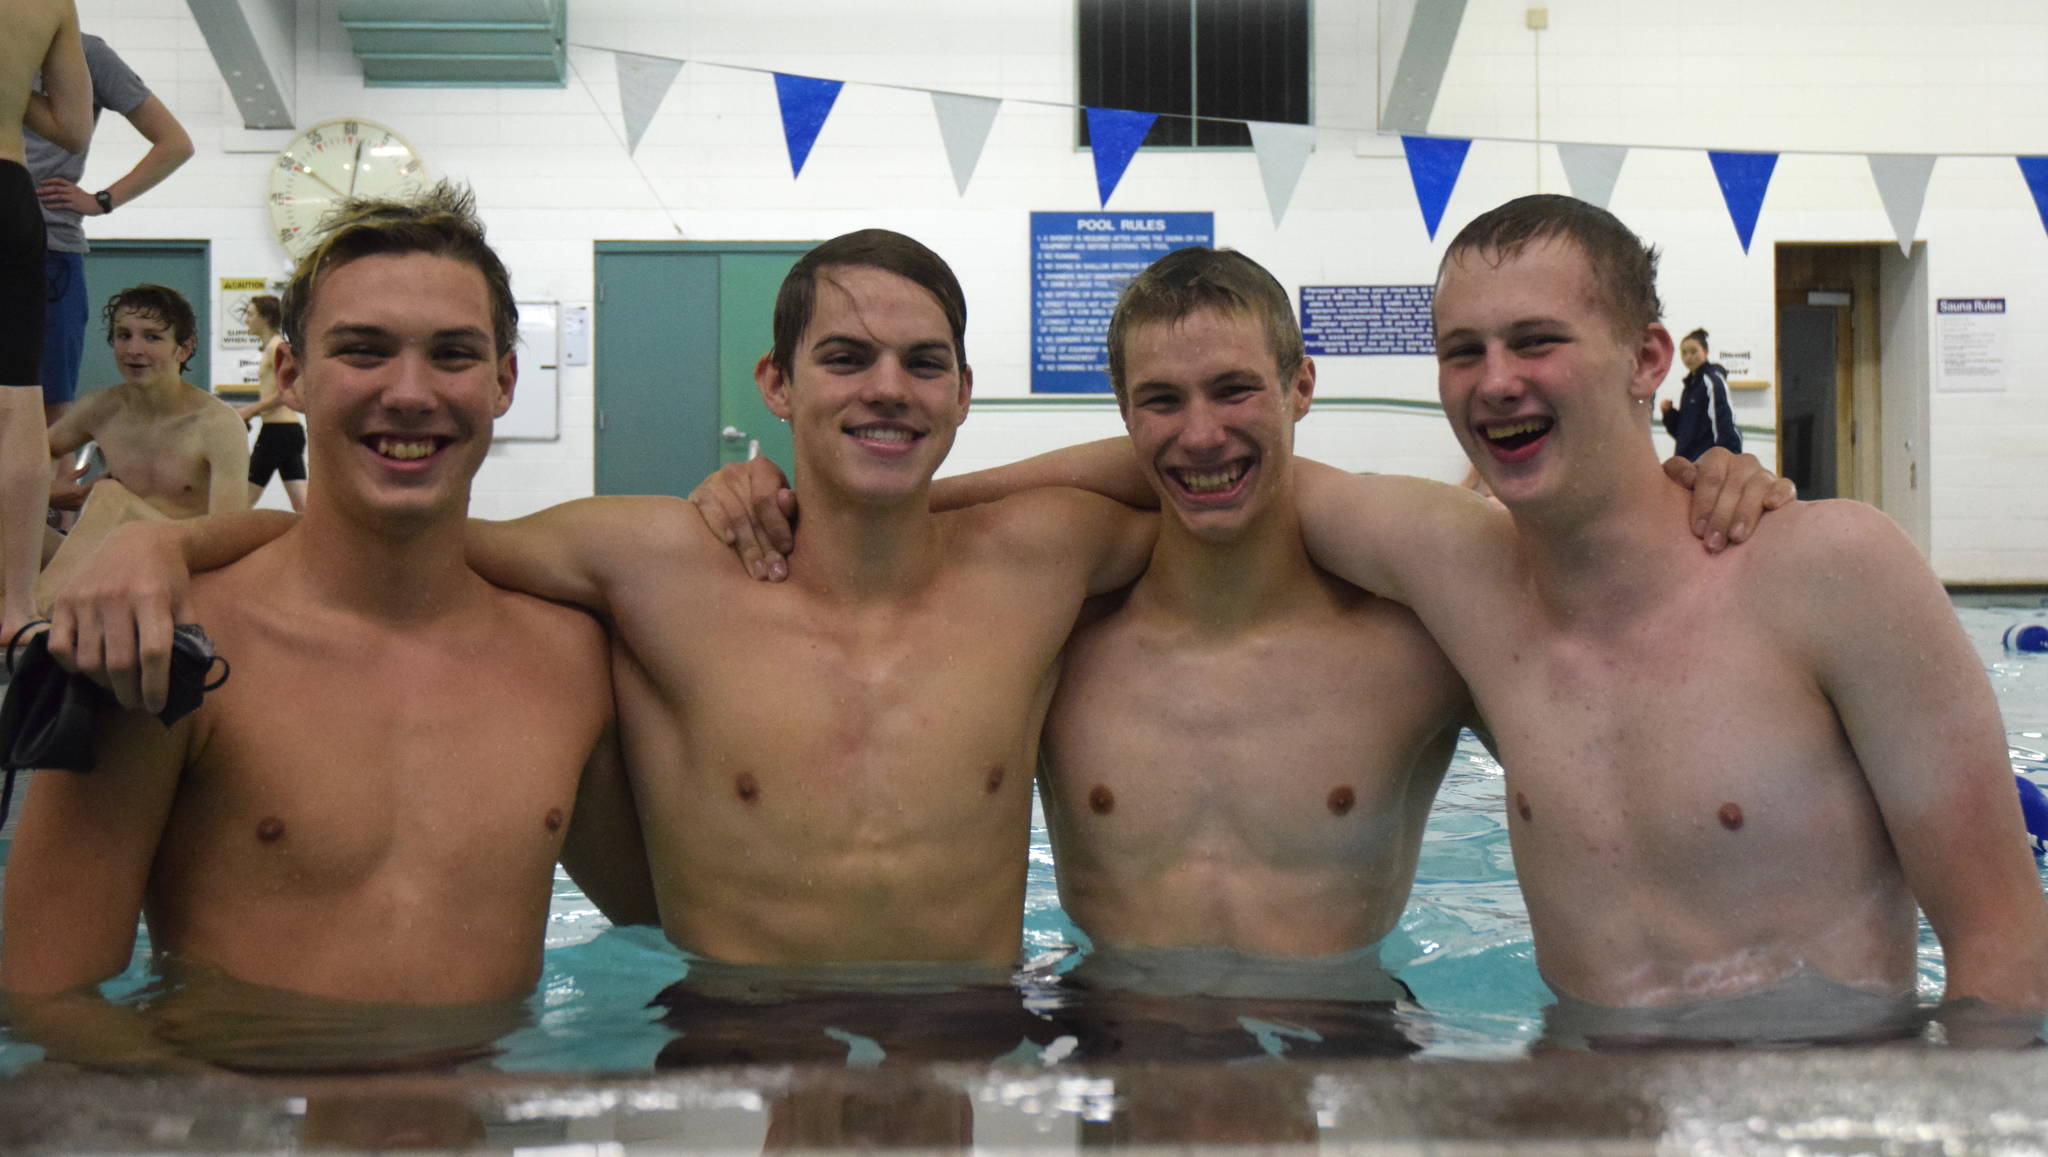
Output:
[177, 637, 600, 879]
[94, 409, 213, 507]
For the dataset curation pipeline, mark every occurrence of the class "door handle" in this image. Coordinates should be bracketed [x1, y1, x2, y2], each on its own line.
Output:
[721, 426, 746, 443]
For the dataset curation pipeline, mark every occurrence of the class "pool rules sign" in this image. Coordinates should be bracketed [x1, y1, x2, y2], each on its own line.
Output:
[1030, 212, 1213, 394]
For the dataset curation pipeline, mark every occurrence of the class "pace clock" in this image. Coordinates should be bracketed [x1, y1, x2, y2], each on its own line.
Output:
[267, 117, 427, 259]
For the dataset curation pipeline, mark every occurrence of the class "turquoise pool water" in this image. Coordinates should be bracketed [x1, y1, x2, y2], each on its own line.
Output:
[3, 605, 2045, 1072]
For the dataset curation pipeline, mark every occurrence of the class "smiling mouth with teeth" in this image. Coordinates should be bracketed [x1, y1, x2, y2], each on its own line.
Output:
[373, 436, 442, 461]
[1172, 462, 1248, 495]
[1483, 418, 1553, 451]
[847, 425, 917, 444]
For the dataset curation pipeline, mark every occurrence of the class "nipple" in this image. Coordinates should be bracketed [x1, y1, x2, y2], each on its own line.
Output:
[255, 816, 285, 843]
[1515, 792, 1533, 822]
[735, 772, 760, 804]
[544, 807, 565, 833]
[985, 764, 1005, 794]
[1327, 786, 1355, 816]
[1088, 785, 1115, 815]
[1718, 802, 1744, 831]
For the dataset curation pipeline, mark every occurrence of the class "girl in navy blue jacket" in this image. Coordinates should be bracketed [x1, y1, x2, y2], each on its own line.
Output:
[1660, 327, 1742, 460]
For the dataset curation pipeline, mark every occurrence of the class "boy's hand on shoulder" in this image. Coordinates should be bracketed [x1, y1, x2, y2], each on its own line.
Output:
[688, 458, 796, 582]
[1665, 448, 1796, 553]
[45, 521, 192, 714]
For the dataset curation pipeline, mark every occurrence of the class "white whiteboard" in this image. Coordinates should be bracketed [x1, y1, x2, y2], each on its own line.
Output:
[500, 301, 560, 440]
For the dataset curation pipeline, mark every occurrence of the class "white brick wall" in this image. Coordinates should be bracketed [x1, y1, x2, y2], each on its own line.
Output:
[67, 0, 2048, 578]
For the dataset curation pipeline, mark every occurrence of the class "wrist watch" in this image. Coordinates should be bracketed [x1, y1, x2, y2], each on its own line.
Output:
[93, 189, 113, 214]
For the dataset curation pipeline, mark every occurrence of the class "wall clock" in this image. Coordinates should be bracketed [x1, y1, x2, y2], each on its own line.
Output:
[267, 117, 427, 259]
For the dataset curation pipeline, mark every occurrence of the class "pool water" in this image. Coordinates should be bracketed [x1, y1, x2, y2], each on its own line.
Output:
[2, 605, 2045, 1073]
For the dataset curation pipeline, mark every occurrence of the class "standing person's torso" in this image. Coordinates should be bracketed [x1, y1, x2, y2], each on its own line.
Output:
[25, 34, 148, 252]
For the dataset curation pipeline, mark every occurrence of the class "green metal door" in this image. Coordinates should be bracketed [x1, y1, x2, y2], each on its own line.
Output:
[77, 241, 211, 397]
[593, 243, 808, 498]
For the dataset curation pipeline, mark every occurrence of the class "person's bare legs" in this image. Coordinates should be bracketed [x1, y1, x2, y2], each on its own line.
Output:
[283, 478, 306, 512]
[0, 385, 49, 639]
[245, 482, 263, 507]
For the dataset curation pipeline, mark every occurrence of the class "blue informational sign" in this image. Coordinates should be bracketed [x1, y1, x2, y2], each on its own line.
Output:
[1030, 211, 1214, 393]
[1299, 285, 1437, 357]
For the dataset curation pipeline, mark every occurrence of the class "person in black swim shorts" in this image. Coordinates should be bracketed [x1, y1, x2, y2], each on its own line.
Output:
[0, 0, 91, 639]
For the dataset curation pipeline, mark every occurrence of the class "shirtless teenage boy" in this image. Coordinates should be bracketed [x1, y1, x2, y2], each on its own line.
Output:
[1290, 195, 2048, 1042]
[0, 0, 91, 638]
[46, 285, 250, 522]
[1, 186, 631, 1071]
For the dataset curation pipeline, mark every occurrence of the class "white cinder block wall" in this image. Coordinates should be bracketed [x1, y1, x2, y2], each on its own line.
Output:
[72, 0, 2048, 580]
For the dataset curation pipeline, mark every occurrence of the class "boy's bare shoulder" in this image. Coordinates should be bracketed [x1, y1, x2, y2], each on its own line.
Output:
[477, 578, 610, 657]
[944, 486, 1144, 554]
[1742, 499, 1914, 573]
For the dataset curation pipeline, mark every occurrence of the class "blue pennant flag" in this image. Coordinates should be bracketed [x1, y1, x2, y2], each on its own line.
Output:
[1708, 151, 1779, 253]
[1084, 107, 1157, 207]
[773, 73, 844, 178]
[1400, 135, 1471, 240]
[2018, 157, 2048, 237]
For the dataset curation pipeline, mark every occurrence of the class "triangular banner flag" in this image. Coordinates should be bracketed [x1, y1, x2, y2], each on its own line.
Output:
[1707, 150, 1779, 253]
[1247, 121, 1315, 227]
[1084, 107, 1157, 207]
[931, 92, 1001, 196]
[773, 72, 844, 178]
[2018, 157, 2048, 237]
[1868, 154, 1936, 256]
[614, 51, 683, 155]
[1557, 143, 1628, 210]
[1401, 135, 1471, 240]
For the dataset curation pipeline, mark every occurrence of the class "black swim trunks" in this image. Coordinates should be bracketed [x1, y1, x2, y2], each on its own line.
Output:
[248, 422, 307, 485]
[0, 160, 46, 386]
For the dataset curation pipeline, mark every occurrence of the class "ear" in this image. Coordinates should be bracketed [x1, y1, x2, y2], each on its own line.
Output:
[756, 351, 793, 420]
[1628, 323, 1675, 403]
[276, 340, 307, 413]
[1289, 355, 1316, 422]
[954, 363, 973, 425]
[176, 335, 198, 369]
[492, 350, 518, 419]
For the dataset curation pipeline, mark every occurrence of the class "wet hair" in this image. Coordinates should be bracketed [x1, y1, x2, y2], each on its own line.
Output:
[1106, 246, 1304, 405]
[281, 181, 517, 356]
[1440, 194, 1664, 338]
[102, 284, 198, 372]
[770, 229, 968, 374]
[1682, 327, 1708, 351]
[246, 294, 282, 331]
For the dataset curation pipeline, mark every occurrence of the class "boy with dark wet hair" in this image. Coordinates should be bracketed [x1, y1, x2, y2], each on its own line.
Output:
[1, 184, 636, 1071]
[41, 284, 247, 527]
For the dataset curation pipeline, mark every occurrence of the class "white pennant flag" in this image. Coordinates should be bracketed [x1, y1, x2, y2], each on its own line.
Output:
[1556, 143, 1628, 209]
[1247, 121, 1316, 227]
[1867, 154, 1936, 256]
[931, 92, 1001, 196]
[615, 51, 684, 155]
